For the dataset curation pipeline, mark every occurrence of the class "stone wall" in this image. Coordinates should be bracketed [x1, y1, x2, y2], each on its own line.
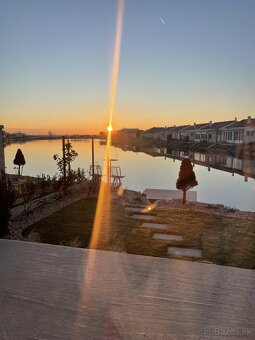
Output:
[10, 182, 88, 220]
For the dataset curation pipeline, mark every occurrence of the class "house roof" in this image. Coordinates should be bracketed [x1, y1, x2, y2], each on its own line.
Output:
[226, 118, 255, 129]
[200, 120, 236, 130]
[121, 128, 141, 132]
[168, 125, 191, 132]
[144, 127, 165, 133]
[181, 123, 209, 131]
[165, 126, 177, 132]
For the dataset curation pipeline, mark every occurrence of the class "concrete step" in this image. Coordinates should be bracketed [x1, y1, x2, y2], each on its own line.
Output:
[130, 214, 157, 221]
[125, 207, 147, 213]
[139, 223, 168, 229]
[153, 234, 183, 241]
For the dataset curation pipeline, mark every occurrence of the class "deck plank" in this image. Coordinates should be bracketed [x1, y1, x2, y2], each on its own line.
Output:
[0, 240, 254, 339]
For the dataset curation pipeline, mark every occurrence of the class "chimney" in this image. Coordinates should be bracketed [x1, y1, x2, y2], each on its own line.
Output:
[209, 120, 212, 127]
[248, 115, 252, 124]
[234, 117, 237, 121]
[194, 122, 196, 128]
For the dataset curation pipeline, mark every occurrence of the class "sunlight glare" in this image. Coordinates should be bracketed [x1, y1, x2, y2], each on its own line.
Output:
[89, 0, 124, 249]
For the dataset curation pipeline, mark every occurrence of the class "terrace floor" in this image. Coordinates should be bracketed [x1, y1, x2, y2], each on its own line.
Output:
[0, 239, 254, 339]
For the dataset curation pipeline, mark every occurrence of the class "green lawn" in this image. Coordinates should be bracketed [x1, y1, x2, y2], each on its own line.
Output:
[22, 198, 135, 251]
[23, 200, 255, 269]
[126, 208, 255, 269]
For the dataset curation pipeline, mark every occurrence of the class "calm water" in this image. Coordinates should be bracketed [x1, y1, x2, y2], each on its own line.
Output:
[5, 139, 255, 211]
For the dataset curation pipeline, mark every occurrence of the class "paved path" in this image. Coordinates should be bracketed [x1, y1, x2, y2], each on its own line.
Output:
[0, 240, 254, 339]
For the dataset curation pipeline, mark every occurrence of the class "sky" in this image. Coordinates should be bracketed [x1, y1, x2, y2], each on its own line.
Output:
[0, 0, 255, 134]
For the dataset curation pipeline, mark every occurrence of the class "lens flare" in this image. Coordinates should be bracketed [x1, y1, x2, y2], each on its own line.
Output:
[74, 9, 125, 327]
[72, 14, 126, 335]
[141, 203, 156, 213]
[89, 0, 124, 250]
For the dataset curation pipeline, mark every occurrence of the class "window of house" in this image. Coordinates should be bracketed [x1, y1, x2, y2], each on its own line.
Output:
[227, 131, 232, 140]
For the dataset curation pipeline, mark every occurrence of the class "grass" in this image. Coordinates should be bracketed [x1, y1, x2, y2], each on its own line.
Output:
[22, 198, 135, 251]
[126, 208, 255, 269]
[23, 199, 255, 269]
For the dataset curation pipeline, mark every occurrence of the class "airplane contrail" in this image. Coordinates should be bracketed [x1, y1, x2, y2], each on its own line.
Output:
[159, 16, 166, 25]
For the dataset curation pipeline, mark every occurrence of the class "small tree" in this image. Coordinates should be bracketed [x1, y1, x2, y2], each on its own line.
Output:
[13, 149, 26, 176]
[53, 140, 78, 184]
[176, 158, 198, 204]
[65, 140, 78, 175]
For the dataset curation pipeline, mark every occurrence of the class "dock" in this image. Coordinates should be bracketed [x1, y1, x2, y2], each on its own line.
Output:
[143, 188, 197, 202]
[0, 239, 254, 339]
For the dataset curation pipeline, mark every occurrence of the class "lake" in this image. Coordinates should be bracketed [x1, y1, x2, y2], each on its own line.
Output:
[4, 139, 255, 211]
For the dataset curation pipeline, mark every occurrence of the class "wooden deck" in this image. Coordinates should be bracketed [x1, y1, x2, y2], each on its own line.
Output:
[143, 188, 197, 202]
[0, 239, 254, 339]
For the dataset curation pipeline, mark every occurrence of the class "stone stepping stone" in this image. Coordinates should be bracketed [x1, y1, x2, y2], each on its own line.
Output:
[153, 234, 183, 241]
[168, 247, 202, 258]
[139, 223, 168, 229]
[131, 214, 156, 220]
[125, 207, 146, 212]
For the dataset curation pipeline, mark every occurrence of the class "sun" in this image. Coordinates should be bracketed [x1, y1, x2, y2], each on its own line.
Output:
[107, 125, 113, 132]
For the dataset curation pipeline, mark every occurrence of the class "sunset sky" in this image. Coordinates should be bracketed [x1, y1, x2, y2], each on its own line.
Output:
[1, 0, 255, 134]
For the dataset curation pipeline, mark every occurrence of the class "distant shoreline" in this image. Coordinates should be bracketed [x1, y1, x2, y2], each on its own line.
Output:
[4, 135, 100, 145]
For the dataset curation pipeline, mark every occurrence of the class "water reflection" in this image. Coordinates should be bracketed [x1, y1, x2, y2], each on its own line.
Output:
[121, 144, 255, 181]
[165, 148, 254, 181]
[4, 140, 255, 211]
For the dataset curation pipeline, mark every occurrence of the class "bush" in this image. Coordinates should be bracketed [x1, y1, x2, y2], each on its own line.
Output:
[0, 179, 10, 237]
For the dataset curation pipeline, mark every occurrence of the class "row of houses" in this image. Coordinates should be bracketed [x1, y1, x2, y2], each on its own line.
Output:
[120, 116, 255, 144]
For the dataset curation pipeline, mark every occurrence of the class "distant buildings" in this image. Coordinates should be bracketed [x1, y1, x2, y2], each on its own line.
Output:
[199, 120, 237, 143]
[178, 123, 210, 142]
[108, 115, 255, 145]
[142, 116, 255, 145]
[164, 125, 190, 141]
[9, 132, 27, 141]
[142, 127, 166, 139]
[120, 128, 142, 138]
[223, 116, 255, 144]
[0, 125, 5, 174]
